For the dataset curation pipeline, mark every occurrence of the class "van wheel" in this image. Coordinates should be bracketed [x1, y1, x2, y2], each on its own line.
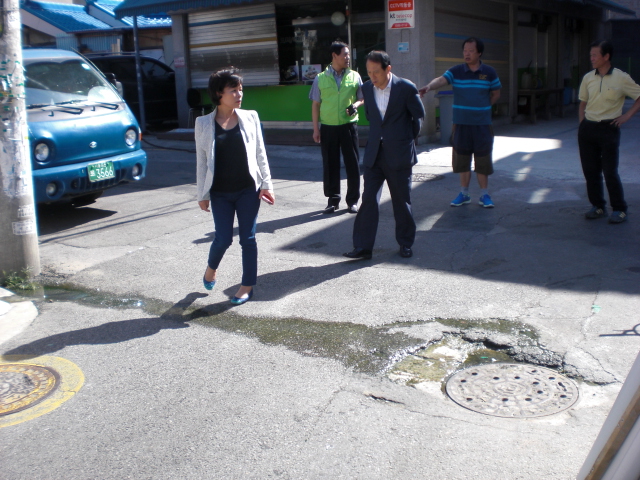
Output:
[71, 191, 103, 207]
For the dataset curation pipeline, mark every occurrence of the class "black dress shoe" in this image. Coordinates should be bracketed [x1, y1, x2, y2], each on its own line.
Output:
[347, 204, 358, 214]
[343, 247, 372, 259]
[323, 205, 338, 214]
[399, 246, 413, 258]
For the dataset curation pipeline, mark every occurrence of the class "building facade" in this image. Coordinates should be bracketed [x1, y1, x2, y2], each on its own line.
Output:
[114, 0, 634, 138]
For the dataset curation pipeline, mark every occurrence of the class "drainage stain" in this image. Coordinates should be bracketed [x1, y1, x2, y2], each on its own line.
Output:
[21, 285, 426, 375]
[20, 284, 550, 379]
[192, 313, 425, 375]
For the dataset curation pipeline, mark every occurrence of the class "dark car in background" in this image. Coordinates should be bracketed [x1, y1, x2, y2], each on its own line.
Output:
[24, 49, 147, 205]
[87, 53, 178, 127]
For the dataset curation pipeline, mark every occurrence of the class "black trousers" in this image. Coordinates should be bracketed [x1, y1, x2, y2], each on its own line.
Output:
[578, 120, 627, 212]
[320, 123, 360, 207]
[352, 147, 415, 250]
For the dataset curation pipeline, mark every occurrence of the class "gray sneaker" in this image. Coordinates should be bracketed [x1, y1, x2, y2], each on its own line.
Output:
[609, 211, 627, 224]
[585, 207, 606, 219]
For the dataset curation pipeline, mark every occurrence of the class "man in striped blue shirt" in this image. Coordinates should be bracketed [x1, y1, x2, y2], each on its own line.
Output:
[420, 37, 501, 208]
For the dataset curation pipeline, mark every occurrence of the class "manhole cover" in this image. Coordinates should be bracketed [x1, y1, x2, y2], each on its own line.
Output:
[445, 363, 579, 418]
[0, 364, 60, 416]
[411, 173, 444, 182]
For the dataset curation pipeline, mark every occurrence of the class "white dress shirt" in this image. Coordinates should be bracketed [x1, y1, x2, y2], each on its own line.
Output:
[373, 76, 392, 119]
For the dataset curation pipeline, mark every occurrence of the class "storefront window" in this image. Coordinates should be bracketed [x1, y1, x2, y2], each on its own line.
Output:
[276, 0, 384, 84]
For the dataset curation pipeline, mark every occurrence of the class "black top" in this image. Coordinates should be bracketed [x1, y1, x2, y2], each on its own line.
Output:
[211, 120, 254, 193]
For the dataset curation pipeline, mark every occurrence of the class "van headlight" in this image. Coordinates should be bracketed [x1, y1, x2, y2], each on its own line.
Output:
[34, 142, 50, 162]
[45, 182, 58, 196]
[125, 128, 137, 146]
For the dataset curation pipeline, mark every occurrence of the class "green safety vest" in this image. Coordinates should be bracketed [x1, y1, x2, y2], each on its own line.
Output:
[318, 67, 359, 125]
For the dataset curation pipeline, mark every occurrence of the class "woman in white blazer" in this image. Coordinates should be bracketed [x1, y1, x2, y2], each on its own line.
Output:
[196, 68, 275, 305]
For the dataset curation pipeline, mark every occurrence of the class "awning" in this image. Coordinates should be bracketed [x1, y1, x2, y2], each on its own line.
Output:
[113, 0, 266, 19]
[113, 0, 636, 20]
[585, 0, 636, 15]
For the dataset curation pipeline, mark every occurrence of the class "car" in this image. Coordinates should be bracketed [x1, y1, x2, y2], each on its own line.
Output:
[86, 53, 178, 126]
[24, 48, 147, 205]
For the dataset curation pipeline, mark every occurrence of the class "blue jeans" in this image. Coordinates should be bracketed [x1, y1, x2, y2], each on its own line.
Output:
[208, 187, 261, 286]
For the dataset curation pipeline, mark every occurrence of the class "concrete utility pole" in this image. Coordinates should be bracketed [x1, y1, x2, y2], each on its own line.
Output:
[0, 0, 40, 278]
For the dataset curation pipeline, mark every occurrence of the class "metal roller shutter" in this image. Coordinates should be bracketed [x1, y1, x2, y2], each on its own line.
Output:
[434, 0, 510, 107]
[188, 3, 279, 88]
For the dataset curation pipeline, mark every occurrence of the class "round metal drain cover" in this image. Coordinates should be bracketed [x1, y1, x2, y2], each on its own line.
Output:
[411, 173, 443, 182]
[445, 363, 579, 418]
[0, 364, 60, 416]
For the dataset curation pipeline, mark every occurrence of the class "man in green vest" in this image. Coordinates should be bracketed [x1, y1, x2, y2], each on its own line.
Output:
[310, 41, 364, 214]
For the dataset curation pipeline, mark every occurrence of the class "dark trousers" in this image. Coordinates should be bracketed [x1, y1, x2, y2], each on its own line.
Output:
[320, 123, 360, 207]
[208, 187, 261, 286]
[353, 147, 415, 250]
[578, 120, 627, 212]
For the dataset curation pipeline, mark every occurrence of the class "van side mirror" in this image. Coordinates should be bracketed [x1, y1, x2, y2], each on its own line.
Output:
[105, 72, 117, 86]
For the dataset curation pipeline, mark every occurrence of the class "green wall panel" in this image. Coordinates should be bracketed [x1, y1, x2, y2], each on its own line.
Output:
[198, 85, 368, 125]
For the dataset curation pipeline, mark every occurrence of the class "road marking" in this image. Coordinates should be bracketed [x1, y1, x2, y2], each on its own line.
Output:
[0, 355, 84, 428]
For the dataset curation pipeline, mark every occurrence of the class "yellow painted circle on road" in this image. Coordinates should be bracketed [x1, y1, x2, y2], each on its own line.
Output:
[0, 363, 59, 416]
[0, 355, 84, 428]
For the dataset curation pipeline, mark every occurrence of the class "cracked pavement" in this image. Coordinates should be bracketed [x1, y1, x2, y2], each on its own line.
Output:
[2, 110, 639, 479]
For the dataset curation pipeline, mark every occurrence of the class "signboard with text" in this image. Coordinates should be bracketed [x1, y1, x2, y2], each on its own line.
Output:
[388, 0, 414, 29]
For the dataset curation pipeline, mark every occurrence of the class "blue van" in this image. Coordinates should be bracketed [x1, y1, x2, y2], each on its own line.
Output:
[24, 49, 147, 205]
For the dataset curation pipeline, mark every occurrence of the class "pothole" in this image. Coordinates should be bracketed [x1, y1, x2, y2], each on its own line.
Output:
[388, 334, 513, 385]
[445, 363, 579, 418]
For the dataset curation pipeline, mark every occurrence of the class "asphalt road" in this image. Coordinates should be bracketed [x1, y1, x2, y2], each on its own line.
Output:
[1, 110, 639, 479]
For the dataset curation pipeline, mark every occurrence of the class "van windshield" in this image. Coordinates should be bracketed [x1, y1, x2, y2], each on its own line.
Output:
[25, 59, 121, 107]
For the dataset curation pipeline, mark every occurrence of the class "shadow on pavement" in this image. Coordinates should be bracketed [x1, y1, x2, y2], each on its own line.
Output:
[193, 209, 356, 245]
[37, 204, 117, 235]
[4, 293, 206, 358]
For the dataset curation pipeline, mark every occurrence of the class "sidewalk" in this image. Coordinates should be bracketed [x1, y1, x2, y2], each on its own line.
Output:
[0, 288, 38, 345]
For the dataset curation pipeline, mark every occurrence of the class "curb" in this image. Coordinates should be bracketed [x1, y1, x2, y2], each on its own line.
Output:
[0, 287, 38, 345]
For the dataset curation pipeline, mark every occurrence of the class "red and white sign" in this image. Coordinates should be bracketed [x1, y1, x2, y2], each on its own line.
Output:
[388, 0, 414, 29]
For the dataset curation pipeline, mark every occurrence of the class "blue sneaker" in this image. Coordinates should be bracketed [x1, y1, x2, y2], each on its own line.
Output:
[478, 194, 495, 208]
[451, 193, 471, 207]
[609, 211, 627, 224]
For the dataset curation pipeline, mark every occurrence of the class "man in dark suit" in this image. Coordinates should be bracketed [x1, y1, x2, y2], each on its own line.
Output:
[344, 51, 425, 260]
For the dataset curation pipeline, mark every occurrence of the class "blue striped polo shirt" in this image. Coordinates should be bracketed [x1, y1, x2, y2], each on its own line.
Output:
[443, 62, 501, 125]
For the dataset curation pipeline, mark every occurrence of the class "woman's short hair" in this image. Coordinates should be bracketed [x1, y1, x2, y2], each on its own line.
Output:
[207, 68, 243, 106]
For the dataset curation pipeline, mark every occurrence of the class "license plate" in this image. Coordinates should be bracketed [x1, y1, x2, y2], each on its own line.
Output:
[88, 161, 115, 182]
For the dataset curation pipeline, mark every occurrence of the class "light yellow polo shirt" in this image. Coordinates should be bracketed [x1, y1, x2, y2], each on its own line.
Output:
[579, 67, 640, 121]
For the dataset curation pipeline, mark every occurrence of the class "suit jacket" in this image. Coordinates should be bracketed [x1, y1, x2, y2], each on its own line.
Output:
[195, 108, 272, 201]
[362, 74, 425, 170]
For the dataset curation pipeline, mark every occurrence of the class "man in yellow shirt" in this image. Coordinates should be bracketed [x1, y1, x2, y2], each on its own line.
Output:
[578, 40, 640, 224]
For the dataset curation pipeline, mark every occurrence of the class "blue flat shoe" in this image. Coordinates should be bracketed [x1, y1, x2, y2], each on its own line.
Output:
[230, 289, 253, 305]
[203, 275, 216, 291]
